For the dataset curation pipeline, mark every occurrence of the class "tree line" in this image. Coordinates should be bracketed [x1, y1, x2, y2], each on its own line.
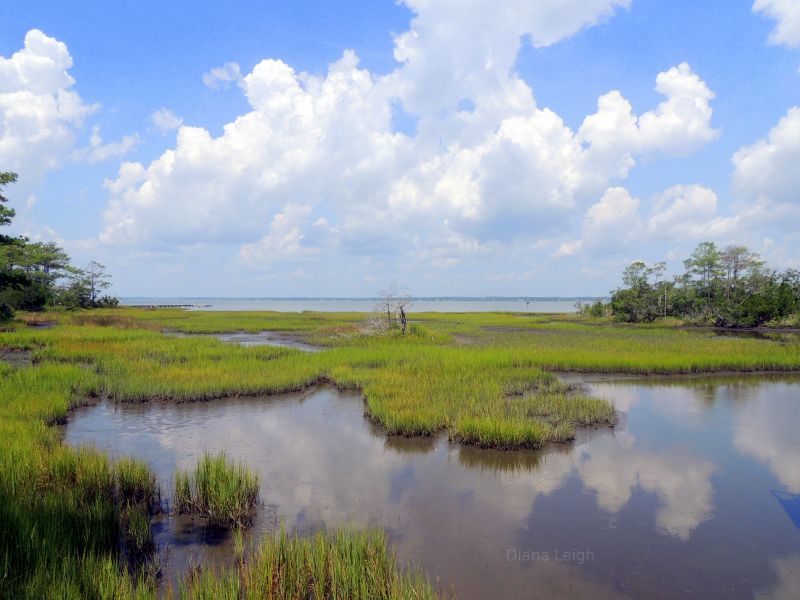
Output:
[599, 242, 799, 327]
[1, 172, 117, 322]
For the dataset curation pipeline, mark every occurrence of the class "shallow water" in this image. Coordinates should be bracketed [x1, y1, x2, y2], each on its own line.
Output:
[164, 330, 320, 352]
[63, 376, 800, 599]
[0, 349, 31, 368]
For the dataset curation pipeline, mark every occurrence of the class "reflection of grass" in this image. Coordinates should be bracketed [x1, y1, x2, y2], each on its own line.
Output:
[178, 526, 438, 600]
[174, 451, 259, 528]
[2, 308, 799, 596]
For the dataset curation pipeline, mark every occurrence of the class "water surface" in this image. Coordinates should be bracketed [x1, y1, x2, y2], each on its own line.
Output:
[0, 349, 31, 368]
[122, 297, 586, 313]
[63, 376, 800, 599]
[165, 330, 320, 352]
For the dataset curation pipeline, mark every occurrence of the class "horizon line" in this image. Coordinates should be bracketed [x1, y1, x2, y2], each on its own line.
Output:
[119, 296, 608, 301]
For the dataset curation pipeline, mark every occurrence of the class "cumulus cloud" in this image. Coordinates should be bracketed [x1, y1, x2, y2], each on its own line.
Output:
[101, 50, 409, 247]
[732, 107, 800, 205]
[558, 184, 724, 258]
[579, 63, 719, 179]
[239, 203, 319, 265]
[96, 1, 724, 286]
[202, 62, 242, 90]
[0, 29, 96, 192]
[72, 125, 140, 164]
[101, 57, 719, 257]
[754, 0, 800, 48]
[573, 187, 641, 253]
[391, 0, 630, 115]
[646, 184, 720, 239]
[150, 108, 183, 133]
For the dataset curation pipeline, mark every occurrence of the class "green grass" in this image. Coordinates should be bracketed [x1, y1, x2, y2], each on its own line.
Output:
[174, 451, 259, 528]
[116, 457, 160, 512]
[177, 526, 438, 600]
[1, 307, 799, 597]
[121, 504, 154, 557]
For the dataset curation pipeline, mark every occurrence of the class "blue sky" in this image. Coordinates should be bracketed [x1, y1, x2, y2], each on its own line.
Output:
[2, 0, 799, 296]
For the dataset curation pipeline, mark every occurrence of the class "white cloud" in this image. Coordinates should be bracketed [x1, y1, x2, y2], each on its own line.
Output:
[202, 62, 242, 90]
[0, 29, 96, 192]
[555, 240, 584, 258]
[558, 184, 722, 258]
[150, 108, 183, 133]
[754, 0, 800, 48]
[239, 203, 319, 265]
[101, 60, 718, 257]
[102, 50, 408, 247]
[72, 125, 140, 164]
[97, 2, 722, 284]
[646, 184, 719, 239]
[732, 107, 800, 205]
[579, 63, 719, 179]
[392, 0, 630, 115]
[581, 187, 641, 249]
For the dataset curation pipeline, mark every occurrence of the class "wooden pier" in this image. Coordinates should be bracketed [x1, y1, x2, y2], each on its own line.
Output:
[126, 304, 211, 310]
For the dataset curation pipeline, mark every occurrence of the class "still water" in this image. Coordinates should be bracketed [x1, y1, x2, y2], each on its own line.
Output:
[164, 330, 320, 352]
[63, 376, 800, 599]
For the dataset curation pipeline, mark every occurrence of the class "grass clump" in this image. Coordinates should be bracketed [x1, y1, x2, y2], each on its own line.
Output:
[174, 451, 259, 528]
[121, 503, 154, 556]
[116, 457, 161, 512]
[452, 417, 570, 450]
[178, 526, 437, 600]
[519, 393, 616, 426]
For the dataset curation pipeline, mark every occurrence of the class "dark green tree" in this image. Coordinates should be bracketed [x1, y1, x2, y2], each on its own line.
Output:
[0, 171, 117, 316]
[610, 241, 799, 327]
[0, 172, 17, 228]
[0, 172, 22, 321]
[683, 242, 724, 314]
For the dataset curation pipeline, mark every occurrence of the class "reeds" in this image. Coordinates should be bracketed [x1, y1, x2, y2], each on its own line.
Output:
[116, 457, 161, 512]
[178, 526, 437, 600]
[174, 451, 259, 528]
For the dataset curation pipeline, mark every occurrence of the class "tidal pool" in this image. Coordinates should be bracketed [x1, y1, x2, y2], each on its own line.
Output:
[164, 329, 320, 351]
[0, 349, 31, 368]
[63, 375, 800, 599]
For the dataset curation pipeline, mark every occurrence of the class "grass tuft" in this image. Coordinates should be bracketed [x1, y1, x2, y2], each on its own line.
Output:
[174, 451, 259, 528]
[178, 526, 438, 600]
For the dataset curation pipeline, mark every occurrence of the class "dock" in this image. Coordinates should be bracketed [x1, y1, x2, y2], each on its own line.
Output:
[125, 304, 212, 310]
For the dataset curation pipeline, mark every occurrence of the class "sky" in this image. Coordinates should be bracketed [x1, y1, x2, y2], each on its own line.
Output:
[1, 0, 799, 297]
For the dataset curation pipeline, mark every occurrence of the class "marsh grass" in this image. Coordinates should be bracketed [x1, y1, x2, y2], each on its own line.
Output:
[121, 503, 154, 556]
[116, 457, 161, 512]
[2, 307, 798, 596]
[451, 417, 557, 449]
[178, 526, 438, 600]
[174, 452, 259, 528]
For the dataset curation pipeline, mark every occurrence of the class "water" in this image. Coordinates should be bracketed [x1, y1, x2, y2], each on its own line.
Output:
[63, 376, 800, 599]
[0, 349, 31, 368]
[165, 330, 320, 352]
[120, 297, 590, 313]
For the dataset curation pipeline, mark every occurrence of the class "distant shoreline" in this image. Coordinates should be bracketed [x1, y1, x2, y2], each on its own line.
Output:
[120, 296, 608, 302]
[118, 297, 603, 313]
